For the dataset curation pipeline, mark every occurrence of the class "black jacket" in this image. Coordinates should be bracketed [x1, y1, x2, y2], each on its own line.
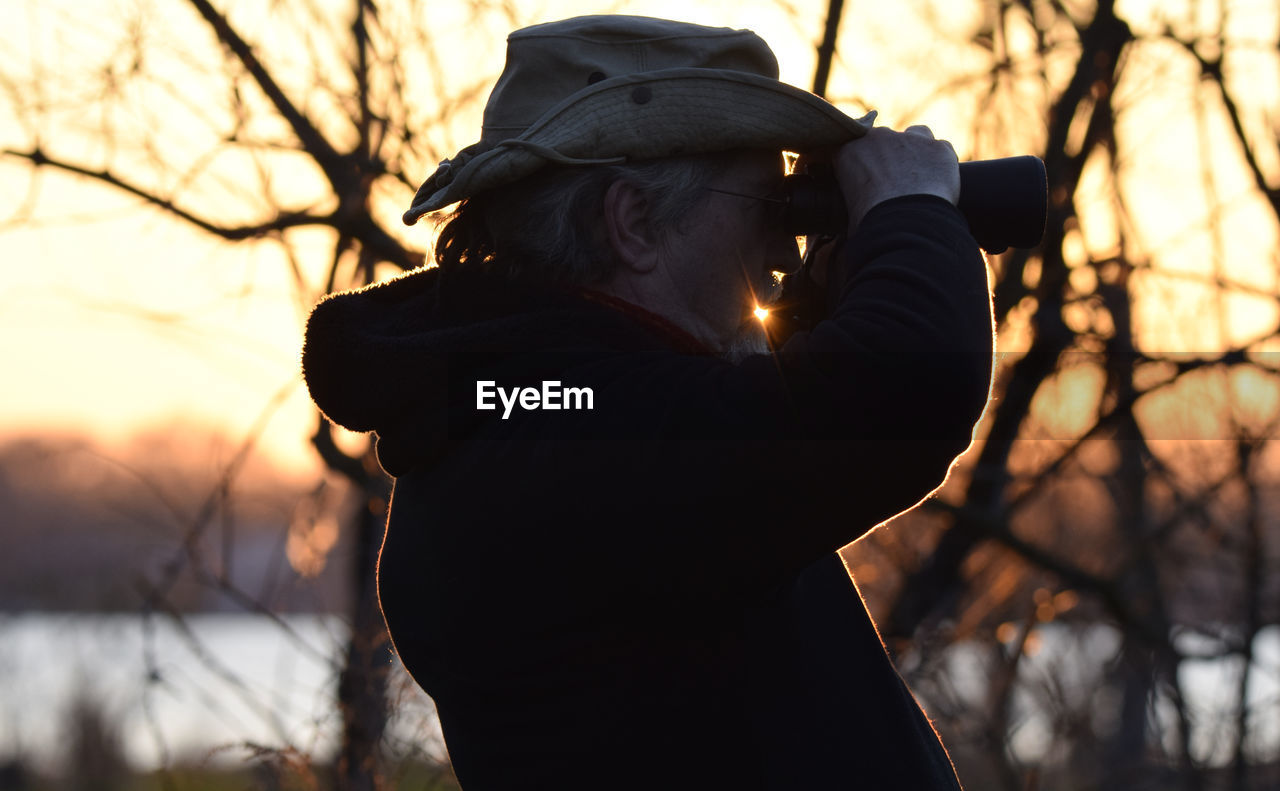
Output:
[304, 195, 993, 789]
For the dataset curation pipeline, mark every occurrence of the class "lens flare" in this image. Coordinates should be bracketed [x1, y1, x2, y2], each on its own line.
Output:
[753, 306, 770, 321]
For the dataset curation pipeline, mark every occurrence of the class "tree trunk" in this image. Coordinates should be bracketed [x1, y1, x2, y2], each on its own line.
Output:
[336, 468, 394, 791]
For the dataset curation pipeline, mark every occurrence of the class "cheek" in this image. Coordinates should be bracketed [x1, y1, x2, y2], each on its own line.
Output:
[774, 234, 803, 274]
[689, 213, 774, 318]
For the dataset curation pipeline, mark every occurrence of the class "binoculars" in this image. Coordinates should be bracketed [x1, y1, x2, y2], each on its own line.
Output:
[783, 155, 1048, 254]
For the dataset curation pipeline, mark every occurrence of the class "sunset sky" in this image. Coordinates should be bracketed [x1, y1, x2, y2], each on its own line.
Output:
[3, 0, 1278, 473]
[5, 0, 1280, 778]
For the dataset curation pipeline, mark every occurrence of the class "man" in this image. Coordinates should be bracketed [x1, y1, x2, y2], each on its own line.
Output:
[304, 14, 992, 790]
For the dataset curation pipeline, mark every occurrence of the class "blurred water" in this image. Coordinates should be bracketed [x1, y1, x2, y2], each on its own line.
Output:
[0, 612, 442, 773]
[0, 613, 1275, 774]
[1003, 624, 1280, 765]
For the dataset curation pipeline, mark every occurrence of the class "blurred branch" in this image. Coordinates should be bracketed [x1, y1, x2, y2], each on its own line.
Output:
[1171, 30, 1280, 222]
[135, 579, 294, 743]
[353, 0, 378, 159]
[923, 498, 1170, 649]
[987, 605, 1037, 791]
[887, 0, 1135, 640]
[144, 380, 297, 603]
[1, 142, 423, 270]
[811, 0, 844, 97]
[184, 0, 344, 176]
[1, 146, 326, 240]
[1230, 438, 1264, 789]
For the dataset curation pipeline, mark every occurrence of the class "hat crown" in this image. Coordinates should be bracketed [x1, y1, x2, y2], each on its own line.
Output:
[402, 14, 871, 224]
[481, 15, 780, 142]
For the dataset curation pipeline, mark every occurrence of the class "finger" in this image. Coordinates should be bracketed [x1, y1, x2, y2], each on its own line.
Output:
[904, 125, 935, 138]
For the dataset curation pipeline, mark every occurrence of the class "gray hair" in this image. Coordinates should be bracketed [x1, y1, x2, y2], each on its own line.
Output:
[433, 154, 725, 285]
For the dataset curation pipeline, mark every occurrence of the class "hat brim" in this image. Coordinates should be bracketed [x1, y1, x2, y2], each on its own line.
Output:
[404, 68, 872, 224]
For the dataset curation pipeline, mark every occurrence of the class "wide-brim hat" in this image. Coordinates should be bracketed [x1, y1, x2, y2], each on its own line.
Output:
[402, 15, 874, 225]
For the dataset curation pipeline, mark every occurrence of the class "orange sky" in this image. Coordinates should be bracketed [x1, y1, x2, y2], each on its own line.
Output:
[3, 0, 1279, 472]
[0, 0, 933, 472]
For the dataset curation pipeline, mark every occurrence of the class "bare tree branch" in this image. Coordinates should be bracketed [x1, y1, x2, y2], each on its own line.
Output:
[811, 0, 844, 97]
[2, 146, 327, 240]
[1171, 30, 1280, 221]
[184, 0, 345, 177]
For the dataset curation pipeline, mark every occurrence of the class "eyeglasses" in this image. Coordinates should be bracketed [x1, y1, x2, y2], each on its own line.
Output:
[704, 187, 789, 229]
[704, 187, 786, 208]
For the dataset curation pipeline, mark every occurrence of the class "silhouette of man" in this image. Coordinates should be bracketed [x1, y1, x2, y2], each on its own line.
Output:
[304, 14, 991, 790]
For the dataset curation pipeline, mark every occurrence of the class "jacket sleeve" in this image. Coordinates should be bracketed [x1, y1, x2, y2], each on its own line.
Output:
[778, 193, 994, 443]
[609, 194, 995, 597]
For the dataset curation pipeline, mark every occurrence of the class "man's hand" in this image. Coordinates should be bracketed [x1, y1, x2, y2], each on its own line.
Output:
[780, 125, 961, 317]
[835, 125, 960, 231]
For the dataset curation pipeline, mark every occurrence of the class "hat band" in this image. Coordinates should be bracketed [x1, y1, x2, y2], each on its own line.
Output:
[405, 139, 627, 223]
[498, 139, 627, 167]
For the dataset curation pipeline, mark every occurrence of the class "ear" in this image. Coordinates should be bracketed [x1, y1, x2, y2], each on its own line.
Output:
[603, 180, 660, 273]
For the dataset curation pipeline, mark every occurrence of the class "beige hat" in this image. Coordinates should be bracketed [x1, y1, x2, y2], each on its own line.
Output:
[402, 15, 874, 225]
